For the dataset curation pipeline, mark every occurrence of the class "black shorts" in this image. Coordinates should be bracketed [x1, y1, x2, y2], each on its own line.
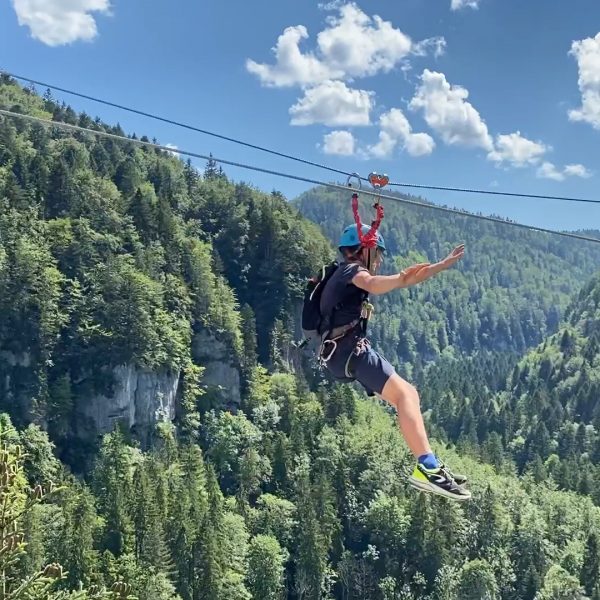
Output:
[324, 333, 395, 396]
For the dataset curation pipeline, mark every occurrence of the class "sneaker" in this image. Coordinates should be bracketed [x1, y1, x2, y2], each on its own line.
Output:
[439, 462, 468, 487]
[408, 463, 472, 501]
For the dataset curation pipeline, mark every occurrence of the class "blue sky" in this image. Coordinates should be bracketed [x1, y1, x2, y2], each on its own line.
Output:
[1, 0, 600, 232]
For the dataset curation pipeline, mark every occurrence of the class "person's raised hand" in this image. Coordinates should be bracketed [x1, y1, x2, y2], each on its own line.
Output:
[442, 244, 465, 269]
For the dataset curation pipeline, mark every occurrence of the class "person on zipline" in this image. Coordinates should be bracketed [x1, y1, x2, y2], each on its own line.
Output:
[318, 223, 471, 501]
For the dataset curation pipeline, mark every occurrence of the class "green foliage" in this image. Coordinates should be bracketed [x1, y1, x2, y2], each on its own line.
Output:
[203, 410, 270, 495]
[92, 431, 135, 556]
[0, 418, 131, 599]
[535, 565, 583, 600]
[247, 535, 287, 600]
[0, 78, 332, 468]
[456, 559, 499, 600]
[581, 531, 600, 595]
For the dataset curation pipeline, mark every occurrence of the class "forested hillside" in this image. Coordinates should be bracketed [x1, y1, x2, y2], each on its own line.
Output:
[0, 75, 330, 460]
[5, 390, 600, 600]
[422, 273, 600, 497]
[2, 76, 600, 599]
[295, 187, 600, 377]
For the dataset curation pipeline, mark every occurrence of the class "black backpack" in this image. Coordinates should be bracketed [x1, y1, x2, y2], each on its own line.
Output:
[301, 261, 340, 345]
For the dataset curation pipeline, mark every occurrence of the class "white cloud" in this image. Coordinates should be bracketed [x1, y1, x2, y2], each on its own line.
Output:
[412, 36, 447, 59]
[568, 32, 600, 129]
[537, 162, 592, 181]
[537, 162, 565, 181]
[247, 3, 417, 87]
[409, 69, 493, 150]
[165, 143, 180, 157]
[316, 4, 412, 77]
[564, 163, 592, 178]
[368, 108, 435, 157]
[451, 0, 480, 10]
[487, 132, 548, 166]
[289, 80, 373, 126]
[322, 130, 356, 155]
[246, 26, 335, 88]
[318, 0, 343, 10]
[11, 0, 110, 46]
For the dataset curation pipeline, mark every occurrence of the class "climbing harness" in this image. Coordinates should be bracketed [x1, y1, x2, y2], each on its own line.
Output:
[318, 318, 362, 366]
[344, 337, 372, 378]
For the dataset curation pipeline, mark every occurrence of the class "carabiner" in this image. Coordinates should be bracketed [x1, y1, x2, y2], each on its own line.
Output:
[319, 339, 338, 364]
[346, 172, 362, 189]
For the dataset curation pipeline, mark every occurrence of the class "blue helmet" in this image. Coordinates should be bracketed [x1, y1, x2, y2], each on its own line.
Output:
[338, 224, 386, 252]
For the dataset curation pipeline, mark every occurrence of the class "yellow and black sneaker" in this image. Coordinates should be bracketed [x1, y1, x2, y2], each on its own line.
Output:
[408, 463, 472, 501]
[439, 462, 468, 487]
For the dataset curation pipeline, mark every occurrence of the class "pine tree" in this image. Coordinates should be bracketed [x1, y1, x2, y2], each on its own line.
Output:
[55, 482, 99, 589]
[240, 304, 258, 376]
[92, 431, 134, 556]
[183, 159, 199, 195]
[292, 456, 329, 599]
[470, 486, 502, 561]
[581, 531, 600, 596]
[195, 466, 226, 600]
[129, 186, 158, 243]
[247, 535, 287, 600]
[204, 155, 219, 180]
[168, 444, 208, 600]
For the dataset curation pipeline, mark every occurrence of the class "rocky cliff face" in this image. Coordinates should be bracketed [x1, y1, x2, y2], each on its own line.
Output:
[77, 330, 242, 439]
[77, 364, 179, 440]
[1, 330, 243, 441]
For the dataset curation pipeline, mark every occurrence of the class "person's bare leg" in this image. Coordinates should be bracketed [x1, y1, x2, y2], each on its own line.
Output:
[377, 373, 432, 458]
[376, 373, 471, 499]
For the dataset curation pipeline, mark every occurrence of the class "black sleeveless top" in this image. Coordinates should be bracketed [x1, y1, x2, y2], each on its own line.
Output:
[319, 262, 368, 329]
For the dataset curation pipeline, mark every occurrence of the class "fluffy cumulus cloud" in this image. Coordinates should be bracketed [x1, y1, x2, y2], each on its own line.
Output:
[564, 163, 592, 178]
[569, 32, 600, 129]
[409, 69, 493, 150]
[368, 108, 435, 157]
[537, 162, 565, 181]
[322, 130, 356, 155]
[316, 4, 412, 78]
[247, 3, 432, 88]
[289, 80, 373, 126]
[537, 162, 591, 181]
[11, 0, 110, 46]
[450, 0, 480, 10]
[246, 25, 335, 88]
[487, 132, 548, 167]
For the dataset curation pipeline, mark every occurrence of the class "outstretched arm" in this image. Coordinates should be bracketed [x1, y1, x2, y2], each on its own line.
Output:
[352, 244, 465, 295]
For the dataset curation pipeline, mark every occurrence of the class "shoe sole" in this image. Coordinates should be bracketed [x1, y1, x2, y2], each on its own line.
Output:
[408, 476, 472, 501]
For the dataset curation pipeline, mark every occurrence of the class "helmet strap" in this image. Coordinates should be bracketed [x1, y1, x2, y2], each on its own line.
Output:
[354, 247, 375, 273]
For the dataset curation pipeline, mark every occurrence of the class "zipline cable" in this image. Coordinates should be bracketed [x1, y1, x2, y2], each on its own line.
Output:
[388, 181, 600, 205]
[0, 69, 355, 180]
[3, 69, 600, 207]
[1, 108, 599, 246]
